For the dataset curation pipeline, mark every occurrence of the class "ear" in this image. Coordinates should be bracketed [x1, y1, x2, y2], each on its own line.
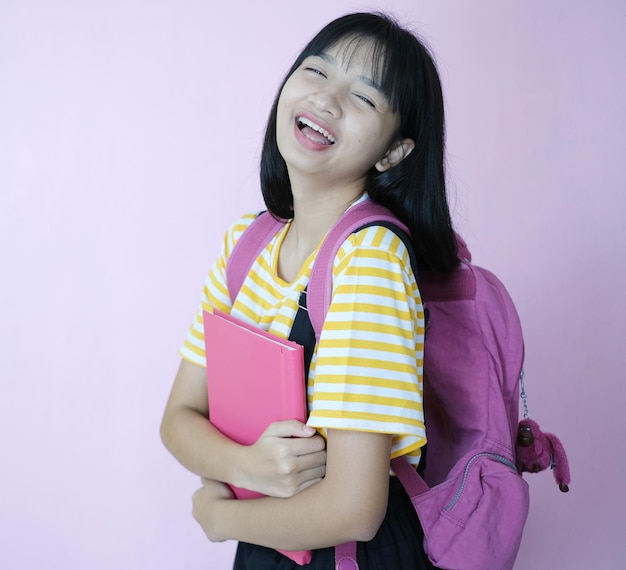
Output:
[375, 138, 415, 172]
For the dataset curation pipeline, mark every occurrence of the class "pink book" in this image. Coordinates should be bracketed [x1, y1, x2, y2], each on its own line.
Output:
[202, 309, 311, 565]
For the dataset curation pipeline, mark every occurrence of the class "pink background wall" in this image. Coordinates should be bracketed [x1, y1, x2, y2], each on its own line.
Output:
[1, 1, 624, 568]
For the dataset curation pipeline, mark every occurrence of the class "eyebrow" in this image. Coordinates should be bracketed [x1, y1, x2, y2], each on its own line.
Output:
[315, 52, 384, 93]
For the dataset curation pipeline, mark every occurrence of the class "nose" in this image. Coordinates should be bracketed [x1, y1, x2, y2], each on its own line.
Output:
[309, 85, 343, 118]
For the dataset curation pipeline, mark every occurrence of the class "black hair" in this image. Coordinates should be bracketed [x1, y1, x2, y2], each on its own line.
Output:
[260, 12, 458, 273]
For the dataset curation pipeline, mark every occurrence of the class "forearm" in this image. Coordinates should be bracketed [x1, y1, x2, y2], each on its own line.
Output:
[160, 404, 244, 484]
[196, 430, 392, 550]
[214, 475, 386, 549]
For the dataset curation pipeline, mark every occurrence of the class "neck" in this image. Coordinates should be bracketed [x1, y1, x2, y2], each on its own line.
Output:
[289, 170, 365, 232]
[290, 192, 363, 249]
[276, 164, 365, 269]
[274, 182, 363, 284]
[278, 195, 360, 283]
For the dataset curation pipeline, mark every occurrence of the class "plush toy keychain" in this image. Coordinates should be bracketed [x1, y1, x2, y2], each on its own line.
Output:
[514, 371, 571, 492]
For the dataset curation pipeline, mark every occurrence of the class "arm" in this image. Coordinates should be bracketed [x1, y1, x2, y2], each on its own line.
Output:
[192, 428, 393, 549]
[160, 358, 327, 498]
[188, 228, 426, 549]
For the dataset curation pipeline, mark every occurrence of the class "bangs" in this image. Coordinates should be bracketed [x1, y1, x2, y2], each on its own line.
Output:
[316, 36, 403, 113]
[289, 15, 420, 120]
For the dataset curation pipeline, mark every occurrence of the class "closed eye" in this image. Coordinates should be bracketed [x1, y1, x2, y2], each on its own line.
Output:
[355, 93, 376, 108]
[304, 66, 327, 78]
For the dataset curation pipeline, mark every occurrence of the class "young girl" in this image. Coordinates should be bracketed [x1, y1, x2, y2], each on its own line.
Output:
[161, 12, 458, 569]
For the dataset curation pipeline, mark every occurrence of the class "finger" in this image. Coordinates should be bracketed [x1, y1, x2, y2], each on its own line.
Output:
[288, 435, 327, 456]
[296, 476, 324, 493]
[197, 478, 235, 499]
[298, 464, 327, 484]
[220, 484, 235, 500]
[292, 464, 327, 493]
[265, 419, 316, 438]
[293, 449, 327, 472]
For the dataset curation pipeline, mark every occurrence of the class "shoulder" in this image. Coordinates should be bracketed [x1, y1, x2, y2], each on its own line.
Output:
[222, 211, 262, 258]
[335, 224, 413, 272]
[228, 212, 259, 241]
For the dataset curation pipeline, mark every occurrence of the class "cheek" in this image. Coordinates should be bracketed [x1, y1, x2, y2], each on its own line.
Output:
[276, 89, 287, 119]
[275, 97, 297, 159]
[276, 83, 301, 130]
[277, 76, 300, 108]
[275, 96, 292, 137]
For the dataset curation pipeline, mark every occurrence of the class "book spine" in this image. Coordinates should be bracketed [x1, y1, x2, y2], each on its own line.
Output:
[280, 346, 307, 422]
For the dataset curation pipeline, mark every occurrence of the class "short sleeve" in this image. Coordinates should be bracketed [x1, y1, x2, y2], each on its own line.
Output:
[306, 225, 426, 463]
[179, 213, 257, 366]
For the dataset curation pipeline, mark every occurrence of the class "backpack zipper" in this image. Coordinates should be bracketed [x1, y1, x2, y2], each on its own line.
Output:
[445, 452, 518, 511]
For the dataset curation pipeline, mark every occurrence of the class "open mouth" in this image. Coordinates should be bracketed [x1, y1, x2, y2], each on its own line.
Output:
[297, 116, 336, 145]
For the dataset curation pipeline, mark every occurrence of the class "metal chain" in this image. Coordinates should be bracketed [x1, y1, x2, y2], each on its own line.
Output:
[519, 368, 530, 419]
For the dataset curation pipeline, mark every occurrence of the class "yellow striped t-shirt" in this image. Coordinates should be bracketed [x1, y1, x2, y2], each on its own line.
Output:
[180, 211, 426, 466]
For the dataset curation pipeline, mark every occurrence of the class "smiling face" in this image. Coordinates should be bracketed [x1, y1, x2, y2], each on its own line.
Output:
[275, 36, 412, 198]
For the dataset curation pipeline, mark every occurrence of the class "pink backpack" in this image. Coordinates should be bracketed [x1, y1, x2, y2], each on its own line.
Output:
[226, 199, 530, 569]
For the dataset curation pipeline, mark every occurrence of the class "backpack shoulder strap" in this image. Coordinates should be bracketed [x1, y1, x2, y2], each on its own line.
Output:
[306, 200, 410, 340]
[225, 212, 286, 304]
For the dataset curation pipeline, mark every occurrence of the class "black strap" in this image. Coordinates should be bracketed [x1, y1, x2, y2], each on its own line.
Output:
[288, 289, 316, 382]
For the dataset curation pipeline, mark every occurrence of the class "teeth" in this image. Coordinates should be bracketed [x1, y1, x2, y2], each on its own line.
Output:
[298, 117, 335, 143]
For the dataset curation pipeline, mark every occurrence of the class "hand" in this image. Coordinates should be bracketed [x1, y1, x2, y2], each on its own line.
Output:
[192, 478, 234, 542]
[240, 420, 327, 498]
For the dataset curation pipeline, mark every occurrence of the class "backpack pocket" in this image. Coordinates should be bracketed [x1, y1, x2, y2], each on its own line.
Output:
[412, 453, 529, 570]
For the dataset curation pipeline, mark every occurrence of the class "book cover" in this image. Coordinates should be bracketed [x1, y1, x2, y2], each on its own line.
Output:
[202, 309, 311, 565]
